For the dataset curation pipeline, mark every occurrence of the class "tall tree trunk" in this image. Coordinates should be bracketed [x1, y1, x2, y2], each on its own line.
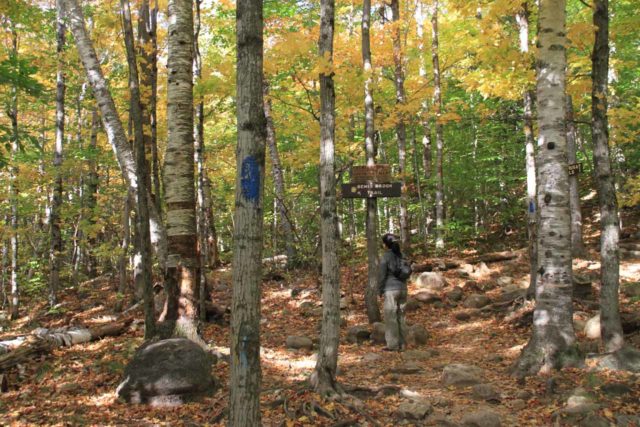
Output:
[566, 95, 586, 258]
[362, 0, 381, 323]
[311, 0, 341, 397]
[512, 0, 579, 377]
[263, 83, 297, 267]
[230, 1, 265, 424]
[516, 5, 538, 297]
[84, 106, 100, 276]
[431, 0, 445, 251]
[61, 0, 167, 267]
[591, 0, 624, 355]
[391, 0, 409, 252]
[118, 195, 132, 296]
[8, 28, 19, 321]
[49, 0, 66, 307]
[162, 0, 199, 340]
[1, 241, 8, 309]
[120, 0, 155, 338]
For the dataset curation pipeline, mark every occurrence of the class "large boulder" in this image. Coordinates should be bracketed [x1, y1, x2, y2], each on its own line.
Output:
[461, 409, 501, 427]
[286, 335, 313, 350]
[346, 325, 371, 344]
[416, 272, 446, 292]
[406, 324, 429, 346]
[463, 294, 491, 309]
[116, 338, 215, 406]
[441, 364, 483, 387]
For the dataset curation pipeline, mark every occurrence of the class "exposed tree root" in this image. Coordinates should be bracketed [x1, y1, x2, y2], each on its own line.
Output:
[510, 337, 583, 378]
[587, 345, 640, 372]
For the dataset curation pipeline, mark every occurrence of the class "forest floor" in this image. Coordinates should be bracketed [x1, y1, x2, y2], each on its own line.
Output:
[1, 218, 640, 425]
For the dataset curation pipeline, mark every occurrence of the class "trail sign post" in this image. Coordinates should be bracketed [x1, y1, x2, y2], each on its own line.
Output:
[342, 164, 402, 199]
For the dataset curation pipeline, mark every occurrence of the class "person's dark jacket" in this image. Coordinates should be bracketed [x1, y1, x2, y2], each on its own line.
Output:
[378, 249, 408, 294]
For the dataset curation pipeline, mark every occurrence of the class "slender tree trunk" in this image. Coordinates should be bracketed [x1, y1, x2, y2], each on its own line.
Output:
[229, 1, 265, 424]
[591, 0, 624, 354]
[431, 0, 445, 251]
[362, 0, 381, 323]
[263, 82, 297, 267]
[311, 0, 341, 396]
[120, 0, 155, 338]
[49, 0, 66, 307]
[566, 95, 587, 258]
[162, 0, 199, 340]
[391, 0, 409, 252]
[516, 5, 538, 297]
[512, 0, 579, 377]
[118, 196, 132, 296]
[1, 241, 8, 309]
[8, 28, 19, 321]
[84, 107, 99, 276]
[62, 0, 167, 267]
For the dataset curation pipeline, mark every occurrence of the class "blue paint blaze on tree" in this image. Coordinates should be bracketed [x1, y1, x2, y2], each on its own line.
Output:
[241, 156, 260, 202]
[529, 202, 535, 213]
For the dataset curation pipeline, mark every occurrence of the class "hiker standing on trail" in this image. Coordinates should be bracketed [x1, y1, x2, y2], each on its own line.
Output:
[378, 233, 411, 351]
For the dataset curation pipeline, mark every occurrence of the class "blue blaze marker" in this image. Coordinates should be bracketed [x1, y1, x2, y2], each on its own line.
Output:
[241, 156, 260, 202]
[529, 201, 535, 213]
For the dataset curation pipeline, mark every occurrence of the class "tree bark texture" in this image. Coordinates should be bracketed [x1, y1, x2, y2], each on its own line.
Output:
[61, 0, 167, 266]
[230, 1, 265, 425]
[120, 0, 155, 339]
[513, 0, 578, 377]
[431, 0, 445, 251]
[362, 0, 381, 324]
[84, 107, 100, 276]
[263, 82, 297, 267]
[49, 0, 65, 307]
[164, 0, 199, 340]
[591, 0, 624, 353]
[565, 95, 587, 258]
[311, 0, 341, 396]
[8, 28, 19, 321]
[391, 0, 409, 253]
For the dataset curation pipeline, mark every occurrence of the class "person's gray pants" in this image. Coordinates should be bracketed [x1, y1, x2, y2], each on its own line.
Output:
[384, 289, 407, 350]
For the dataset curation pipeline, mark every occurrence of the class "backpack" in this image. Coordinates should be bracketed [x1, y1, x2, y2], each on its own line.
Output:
[393, 256, 412, 280]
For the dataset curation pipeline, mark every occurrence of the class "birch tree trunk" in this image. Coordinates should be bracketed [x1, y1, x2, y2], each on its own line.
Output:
[163, 0, 199, 340]
[512, 0, 579, 377]
[591, 0, 625, 355]
[49, 0, 65, 307]
[362, 0, 381, 324]
[263, 82, 297, 267]
[8, 28, 19, 321]
[120, 0, 155, 339]
[61, 0, 167, 266]
[516, 5, 538, 297]
[431, 0, 445, 251]
[566, 95, 586, 258]
[311, 0, 341, 397]
[230, 1, 265, 424]
[84, 107, 99, 276]
[391, 0, 409, 253]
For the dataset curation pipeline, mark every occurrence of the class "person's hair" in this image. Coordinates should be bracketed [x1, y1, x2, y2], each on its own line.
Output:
[381, 233, 402, 257]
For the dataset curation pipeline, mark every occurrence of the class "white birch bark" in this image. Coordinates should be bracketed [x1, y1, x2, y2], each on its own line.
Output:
[431, 0, 445, 251]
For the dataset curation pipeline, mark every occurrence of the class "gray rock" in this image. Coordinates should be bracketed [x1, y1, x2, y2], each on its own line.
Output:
[340, 298, 349, 309]
[584, 314, 601, 339]
[616, 414, 640, 427]
[461, 409, 501, 427]
[116, 338, 215, 406]
[415, 291, 442, 304]
[407, 324, 429, 346]
[429, 415, 460, 427]
[573, 311, 590, 334]
[515, 390, 532, 400]
[454, 311, 471, 321]
[299, 301, 314, 311]
[496, 276, 513, 287]
[286, 335, 313, 350]
[432, 396, 453, 407]
[447, 286, 464, 302]
[396, 400, 433, 420]
[416, 272, 446, 291]
[511, 399, 526, 410]
[403, 349, 438, 361]
[474, 262, 491, 276]
[404, 298, 421, 312]
[371, 322, 386, 344]
[390, 363, 422, 375]
[472, 384, 501, 402]
[463, 294, 491, 309]
[346, 325, 371, 344]
[57, 382, 81, 394]
[362, 352, 382, 362]
[600, 382, 632, 396]
[456, 269, 471, 278]
[441, 364, 483, 387]
[621, 282, 640, 298]
[579, 415, 610, 427]
[486, 354, 503, 363]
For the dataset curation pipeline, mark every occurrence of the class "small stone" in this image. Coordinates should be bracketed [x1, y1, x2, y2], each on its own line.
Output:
[456, 269, 471, 278]
[346, 325, 371, 344]
[340, 298, 349, 309]
[473, 262, 491, 276]
[511, 399, 526, 410]
[461, 409, 501, 427]
[362, 352, 382, 362]
[434, 301, 446, 309]
[428, 415, 459, 427]
[403, 349, 438, 361]
[404, 298, 421, 312]
[463, 294, 491, 309]
[584, 314, 601, 339]
[415, 291, 442, 304]
[515, 390, 532, 400]
[600, 382, 632, 396]
[472, 384, 501, 402]
[406, 324, 429, 346]
[579, 415, 610, 427]
[58, 382, 81, 394]
[487, 354, 503, 363]
[299, 301, 314, 311]
[286, 335, 313, 350]
[390, 363, 422, 375]
[371, 322, 386, 344]
[497, 276, 513, 287]
[446, 286, 464, 302]
[441, 364, 483, 387]
[396, 400, 433, 420]
[416, 272, 446, 291]
[573, 311, 590, 333]
[431, 396, 453, 407]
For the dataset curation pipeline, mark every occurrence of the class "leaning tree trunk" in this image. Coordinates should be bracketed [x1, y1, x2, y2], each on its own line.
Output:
[591, 0, 624, 355]
[311, 0, 341, 397]
[516, 4, 538, 297]
[61, 0, 167, 267]
[49, 0, 66, 307]
[120, 0, 155, 339]
[263, 83, 297, 268]
[431, 0, 445, 251]
[162, 0, 199, 340]
[566, 95, 587, 258]
[362, 0, 381, 324]
[512, 0, 579, 377]
[391, 0, 410, 253]
[229, 1, 265, 425]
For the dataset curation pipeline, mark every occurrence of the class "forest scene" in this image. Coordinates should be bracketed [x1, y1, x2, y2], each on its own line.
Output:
[1, 0, 640, 425]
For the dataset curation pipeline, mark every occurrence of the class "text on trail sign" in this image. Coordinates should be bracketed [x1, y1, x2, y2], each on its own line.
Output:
[568, 163, 583, 176]
[342, 182, 402, 198]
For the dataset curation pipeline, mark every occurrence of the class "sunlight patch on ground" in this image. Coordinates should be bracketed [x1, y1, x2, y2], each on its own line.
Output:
[444, 319, 493, 334]
[506, 342, 526, 356]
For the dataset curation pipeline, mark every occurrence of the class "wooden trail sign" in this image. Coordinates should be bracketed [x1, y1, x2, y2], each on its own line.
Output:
[568, 163, 583, 176]
[341, 182, 402, 198]
[351, 165, 391, 184]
